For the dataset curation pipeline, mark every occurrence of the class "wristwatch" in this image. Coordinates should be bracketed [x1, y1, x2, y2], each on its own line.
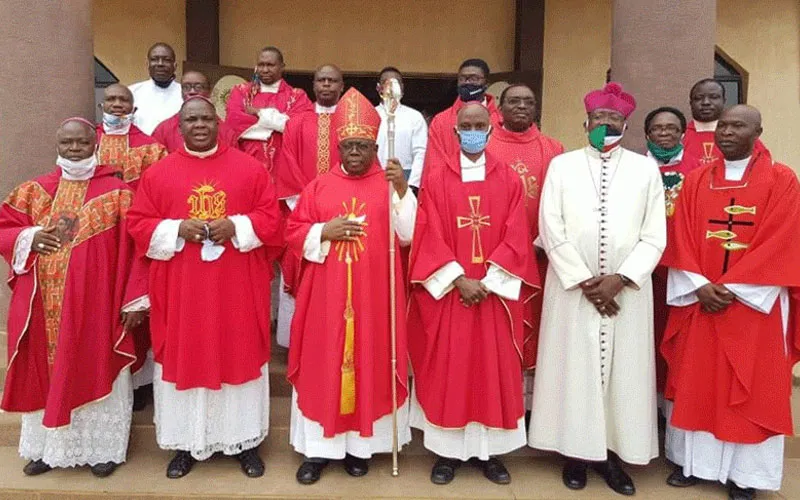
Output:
[616, 273, 633, 287]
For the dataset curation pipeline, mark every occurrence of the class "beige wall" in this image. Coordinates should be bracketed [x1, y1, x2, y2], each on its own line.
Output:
[540, 0, 612, 149]
[219, 0, 515, 73]
[717, 0, 800, 170]
[92, 0, 186, 85]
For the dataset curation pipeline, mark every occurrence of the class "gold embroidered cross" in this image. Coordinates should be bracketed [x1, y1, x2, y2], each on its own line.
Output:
[457, 196, 491, 264]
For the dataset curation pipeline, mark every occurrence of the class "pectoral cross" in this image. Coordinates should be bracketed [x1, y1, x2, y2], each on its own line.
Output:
[457, 196, 491, 264]
[706, 197, 755, 273]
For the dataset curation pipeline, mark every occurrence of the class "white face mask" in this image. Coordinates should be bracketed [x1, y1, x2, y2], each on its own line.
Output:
[56, 154, 98, 179]
[102, 111, 134, 134]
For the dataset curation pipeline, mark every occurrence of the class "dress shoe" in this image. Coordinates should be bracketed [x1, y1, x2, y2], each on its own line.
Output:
[237, 448, 265, 478]
[296, 460, 329, 485]
[666, 466, 697, 487]
[593, 458, 636, 496]
[343, 454, 369, 477]
[562, 459, 588, 490]
[90, 461, 119, 478]
[729, 483, 756, 500]
[474, 457, 511, 484]
[23, 459, 52, 476]
[166, 450, 196, 479]
[431, 456, 461, 485]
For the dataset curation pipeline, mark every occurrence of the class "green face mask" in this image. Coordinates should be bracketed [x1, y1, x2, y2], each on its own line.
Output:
[588, 124, 624, 152]
[647, 140, 684, 163]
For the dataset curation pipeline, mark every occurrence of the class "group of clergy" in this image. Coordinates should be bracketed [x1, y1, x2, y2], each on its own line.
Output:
[0, 41, 796, 500]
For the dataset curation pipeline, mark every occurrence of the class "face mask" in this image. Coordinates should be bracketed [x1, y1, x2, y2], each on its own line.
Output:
[457, 127, 491, 154]
[153, 75, 175, 89]
[102, 111, 134, 132]
[647, 140, 684, 164]
[56, 154, 98, 179]
[457, 83, 487, 102]
[587, 124, 625, 152]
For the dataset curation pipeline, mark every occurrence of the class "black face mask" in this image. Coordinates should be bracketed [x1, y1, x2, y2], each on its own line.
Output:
[457, 83, 487, 102]
[153, 75, 175, 89]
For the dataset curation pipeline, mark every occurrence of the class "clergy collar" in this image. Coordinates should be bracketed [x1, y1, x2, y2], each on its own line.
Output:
[724, 156, 751, 170]
[647, 149, 684, 167]
[693, 119, 718, 132]
[184, 143, 219, 158]
[460, 152, 486, 169]
[585, 144, 623, 160]
[259, 80, 282, 94]
[723, 156, 751, 182]
[316, 103, 337, 114]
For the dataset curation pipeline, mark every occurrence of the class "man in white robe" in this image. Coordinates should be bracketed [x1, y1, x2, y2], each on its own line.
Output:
[529, 82, 665, 496]
[129, 42, 183, 135]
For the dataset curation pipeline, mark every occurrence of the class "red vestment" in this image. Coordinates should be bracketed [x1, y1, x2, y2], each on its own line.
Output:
[95, 124, 167, 191]
[225, 80, 313, 174]
[286, 162, 408, 437]
[408, 151, 539, 430]
[126, 145, 283, 390]
[486, 124, 563, 368]
[151, 112, 237, 153]
[652, 152, 702, 392]
[683, 121, 766, 167]
[0, 166, 145, 427]
[421, 97, 502, 187]
[662, 149, 800, 443]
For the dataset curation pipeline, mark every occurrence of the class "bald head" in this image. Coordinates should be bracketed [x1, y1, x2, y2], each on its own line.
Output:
[313, 64, 344, 107]
[180, 70, 211, 100]
[103, 84, 134, 115]
[57, 119, 96, 161]
[716, 104, 763, 161]
[457, 102, 491, 124]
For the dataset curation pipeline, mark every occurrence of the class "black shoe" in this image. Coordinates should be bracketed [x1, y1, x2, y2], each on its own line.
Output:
[132, 384, 153, 412]
[562, 459, 588, 490]
[475, 457, 511, 484]
[343, 454, 369, 477]
[90, 461, 119, 478]
[296, 460, 329, 485]
[431, 457, 461, 485]
[237, 448, 265, 478]
[593, 458, 635, 496]
[23, 459, 52, 476]
[166, 451, 196, 479]
[729, 483, 756, 500]
[666, 466, 697, 487]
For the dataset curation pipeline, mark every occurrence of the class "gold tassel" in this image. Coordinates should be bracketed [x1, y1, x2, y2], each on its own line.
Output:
[340, 251, 356, 414]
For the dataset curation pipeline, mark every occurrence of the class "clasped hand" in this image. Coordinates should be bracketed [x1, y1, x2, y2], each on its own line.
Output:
[178, 219, 235, 244]
[696, 283, 734, 313]
[455, 276, 490, 307]
[581, 275, 625, 317]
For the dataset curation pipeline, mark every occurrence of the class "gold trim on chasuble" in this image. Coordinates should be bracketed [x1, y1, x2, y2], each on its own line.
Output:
[98, 134, 164, 183]
[335, 197, 368, 415]
[457, 196, 491, 264]
[509, 160, 539, 204]
[316, 113, 332, 175]
[3, 182, 53, 220]
[187, 182, 227, 220]
[700, 142, 719, 165]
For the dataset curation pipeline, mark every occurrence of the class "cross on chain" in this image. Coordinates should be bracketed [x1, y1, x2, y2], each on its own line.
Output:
[707, 197, 755, 274]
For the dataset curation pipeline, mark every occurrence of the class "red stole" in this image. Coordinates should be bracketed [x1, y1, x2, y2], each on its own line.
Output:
[95, 124, 167, 191]
[408, 151, 539, 429]
[0, 167, 144, 427]
[151, 113, 237, 153]
[126, 145, 283, 390]
[225, 80, 313, 174]
[486, 125, 563, 368]
[285, 162, 408, 437]
[662, 149, 800, 442]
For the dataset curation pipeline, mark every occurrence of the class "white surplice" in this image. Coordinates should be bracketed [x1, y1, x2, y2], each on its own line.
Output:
[409, 153, 527, 461]
[289, 178, 416, 459]
[376, 103, 428, 188]
[664, 157, 787, 491]
[129, 79, 183, 135]
[528, 146, 665, 464]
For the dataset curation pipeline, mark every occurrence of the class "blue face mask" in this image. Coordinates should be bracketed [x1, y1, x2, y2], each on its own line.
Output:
[457, 128, 491, 154]
[102, 111, 134, 131]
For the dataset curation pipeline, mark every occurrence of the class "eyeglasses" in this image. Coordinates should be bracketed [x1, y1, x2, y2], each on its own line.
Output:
[181, 83, 209, 92]
[648, 125, 682, 134]
[340, 141, 373, 152]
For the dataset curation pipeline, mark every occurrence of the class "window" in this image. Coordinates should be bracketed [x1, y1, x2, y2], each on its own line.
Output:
[94, 58, 119, 121]
[714, 47, 747, 105]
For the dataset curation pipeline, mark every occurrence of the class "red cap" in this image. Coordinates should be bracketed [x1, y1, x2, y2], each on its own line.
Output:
[584, 82, 636, 118]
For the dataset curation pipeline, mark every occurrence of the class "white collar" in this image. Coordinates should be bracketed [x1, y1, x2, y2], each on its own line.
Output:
[724, 156, 751, 181]
[724, 156, 751, 169]
[184, 143, 219, 158]
[150, 78, 176, 90]
[460, 152, 486, 169]
[316, 103, 337, 114]
[260, 80, 281, 93]
[693, 119, 718, 132]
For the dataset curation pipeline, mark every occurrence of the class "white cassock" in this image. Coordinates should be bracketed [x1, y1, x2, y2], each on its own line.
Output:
[290, 168, 416, 459]
[129, 79, 183, 135]
[409, 153, 527, 461]
[145, 166, 270, 461]
[276, 103, 337, 348]
[664, 157, 786, 492]
[376, 103, 428, 188]
[13, 164, 146, 467]
[529, 146, 665, 465]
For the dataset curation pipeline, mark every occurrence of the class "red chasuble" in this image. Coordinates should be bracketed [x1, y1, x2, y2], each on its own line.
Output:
[662, 148, 800, 443]
[225, 80, 313, 174]
[126, 144, 283, 390]
[683, 121, 766, 168]
[652, 152, 702, 392]
[408, 151, 539, 430]
[151, 112, 236, 153]
[95, 124, 167, 191]
[422, 97, 502, 187]
[486, 124, 563, 369]
[285, 162, 408, 438]
[0, 166, 145, 427]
